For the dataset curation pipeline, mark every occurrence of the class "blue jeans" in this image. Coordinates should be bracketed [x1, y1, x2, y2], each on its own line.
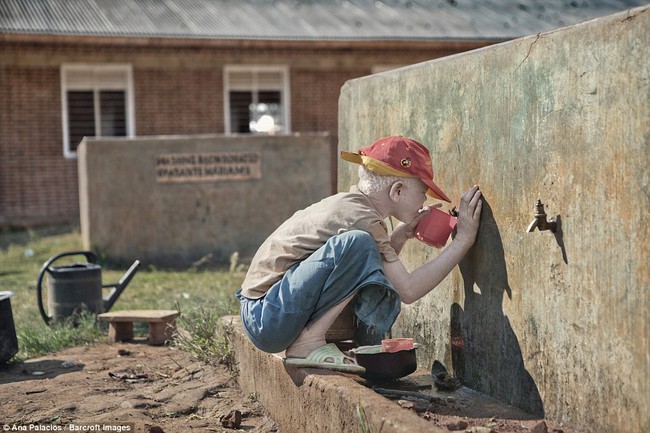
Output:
[236, 230, 401, 353]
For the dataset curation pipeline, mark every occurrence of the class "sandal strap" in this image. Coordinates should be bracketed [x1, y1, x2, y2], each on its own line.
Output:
[305, 343, 350, 364]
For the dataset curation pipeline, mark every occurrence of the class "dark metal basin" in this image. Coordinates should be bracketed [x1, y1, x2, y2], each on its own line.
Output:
[351, 344, 418, 381]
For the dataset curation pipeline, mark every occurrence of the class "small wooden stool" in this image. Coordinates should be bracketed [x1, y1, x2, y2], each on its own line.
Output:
[97, 310, 180, 345]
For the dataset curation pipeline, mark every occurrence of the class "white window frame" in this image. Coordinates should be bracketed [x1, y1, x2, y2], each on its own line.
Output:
[223, 65, 291, 134]
[60, 63, 135, 158]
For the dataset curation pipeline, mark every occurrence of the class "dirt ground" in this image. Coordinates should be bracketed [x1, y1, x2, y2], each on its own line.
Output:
[0, 342, 583, 433]
[0, 342, 277, 433]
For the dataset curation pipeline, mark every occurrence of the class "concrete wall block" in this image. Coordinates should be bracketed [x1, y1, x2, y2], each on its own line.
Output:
[78, 134, 332, 266]
[338, 6, 649, 432]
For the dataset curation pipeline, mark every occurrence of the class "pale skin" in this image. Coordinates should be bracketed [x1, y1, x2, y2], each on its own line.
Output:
[285, 178, 483, 361]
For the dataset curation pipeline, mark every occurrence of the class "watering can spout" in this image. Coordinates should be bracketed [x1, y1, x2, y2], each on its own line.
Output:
[103, 260, 141, 312]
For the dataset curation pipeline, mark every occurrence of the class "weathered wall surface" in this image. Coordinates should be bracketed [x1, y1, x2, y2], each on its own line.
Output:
[79, 134, 332, 266]
[338, 6, 648, 432]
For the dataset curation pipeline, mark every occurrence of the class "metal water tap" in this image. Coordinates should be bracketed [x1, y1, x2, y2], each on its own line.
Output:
[526, 199, 557, 233]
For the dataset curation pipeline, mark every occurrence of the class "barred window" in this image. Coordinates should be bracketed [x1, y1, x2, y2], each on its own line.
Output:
[224, 66, 290, 134]
[61, 65, 134, 158]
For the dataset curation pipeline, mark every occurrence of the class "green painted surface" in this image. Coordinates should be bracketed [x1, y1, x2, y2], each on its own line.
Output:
[339, 7, 649, 432]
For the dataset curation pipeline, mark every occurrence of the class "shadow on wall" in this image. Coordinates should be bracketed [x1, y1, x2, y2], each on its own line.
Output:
[450, 198, 544, 416]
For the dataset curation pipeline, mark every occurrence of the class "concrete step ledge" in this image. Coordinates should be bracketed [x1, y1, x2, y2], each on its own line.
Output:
[226, 316, 444, 433]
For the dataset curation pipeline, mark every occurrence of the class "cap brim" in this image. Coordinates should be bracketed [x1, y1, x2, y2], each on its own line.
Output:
[423, 179, 451, 203]
[340, 150, 363, 164]
[341, 151, 412, 178]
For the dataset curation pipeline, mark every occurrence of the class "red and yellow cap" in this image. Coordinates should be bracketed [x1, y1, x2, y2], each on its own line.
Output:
[340, 135, 451, 203]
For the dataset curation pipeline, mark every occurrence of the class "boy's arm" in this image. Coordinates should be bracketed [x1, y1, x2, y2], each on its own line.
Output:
[389, 223, 412, 255]
[383, 186, 482, 304]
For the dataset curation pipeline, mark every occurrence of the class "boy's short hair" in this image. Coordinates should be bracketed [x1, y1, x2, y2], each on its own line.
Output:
[358, 165, 407, 196]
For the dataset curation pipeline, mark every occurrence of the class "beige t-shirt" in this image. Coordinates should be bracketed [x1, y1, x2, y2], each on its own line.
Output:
[240, 186, 399, 299]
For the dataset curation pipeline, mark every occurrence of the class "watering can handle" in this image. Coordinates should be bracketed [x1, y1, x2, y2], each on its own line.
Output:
[36, 251, 98, 325]
[102, 260, 141, 312]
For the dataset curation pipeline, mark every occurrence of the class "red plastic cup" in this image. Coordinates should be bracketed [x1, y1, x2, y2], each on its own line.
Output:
[413, 207, 458, 248]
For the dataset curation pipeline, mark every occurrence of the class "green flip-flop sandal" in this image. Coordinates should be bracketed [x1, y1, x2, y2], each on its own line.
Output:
[284, 343, 366, 375]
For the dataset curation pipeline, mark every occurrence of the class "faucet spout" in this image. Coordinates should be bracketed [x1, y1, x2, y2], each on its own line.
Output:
[527, 199, 557, 233]
[526, 218, 540, 233]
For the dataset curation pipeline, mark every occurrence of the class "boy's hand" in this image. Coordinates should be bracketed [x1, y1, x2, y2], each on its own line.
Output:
[453, 185, 483, 249]
[390, 203, 441, 254]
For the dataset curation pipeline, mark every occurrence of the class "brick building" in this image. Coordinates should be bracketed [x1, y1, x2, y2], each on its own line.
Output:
[1, 0, 645, 227]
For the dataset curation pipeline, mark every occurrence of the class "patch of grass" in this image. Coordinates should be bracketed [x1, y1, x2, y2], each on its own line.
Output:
[170, 252, 243, 371]
[15, 311, 103, 361]
[171, 306, 237, 373]
[0, 226, 246, 362]
[357, 399, 373, 433]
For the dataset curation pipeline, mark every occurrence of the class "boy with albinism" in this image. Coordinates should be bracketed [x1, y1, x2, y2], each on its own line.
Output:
[236, 135, 482, 373]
